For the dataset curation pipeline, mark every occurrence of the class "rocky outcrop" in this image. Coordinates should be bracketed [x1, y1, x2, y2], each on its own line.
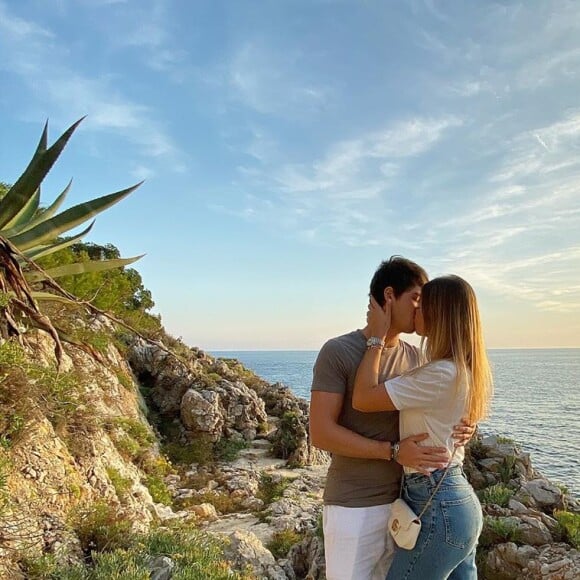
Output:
[465, 434, 579, 579]
[128, 340, 327, 466]
[0, 330, 161, 576]
[3, 328, 577, 580]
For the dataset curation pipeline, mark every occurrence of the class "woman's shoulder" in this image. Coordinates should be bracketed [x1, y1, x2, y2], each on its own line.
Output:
[414, 359, 457, 381]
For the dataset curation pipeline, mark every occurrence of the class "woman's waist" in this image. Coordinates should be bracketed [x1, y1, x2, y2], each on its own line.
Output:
[403, 464, 466, 488]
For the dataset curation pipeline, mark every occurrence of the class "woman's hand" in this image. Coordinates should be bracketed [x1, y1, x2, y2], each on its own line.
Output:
[367, 295, 391, 340]
[452, 419, 477, 447]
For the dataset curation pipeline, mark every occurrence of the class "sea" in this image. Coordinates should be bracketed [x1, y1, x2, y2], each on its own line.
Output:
[212, 348, 580, 498]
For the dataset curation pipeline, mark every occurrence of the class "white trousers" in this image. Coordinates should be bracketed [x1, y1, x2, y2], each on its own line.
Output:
[323, 504, 395, 580]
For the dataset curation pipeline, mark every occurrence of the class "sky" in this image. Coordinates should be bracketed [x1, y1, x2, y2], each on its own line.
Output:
[1, 0, 579, 350]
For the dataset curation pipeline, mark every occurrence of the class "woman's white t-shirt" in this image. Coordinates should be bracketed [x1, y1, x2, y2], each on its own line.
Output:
[385, 359, 467, 474]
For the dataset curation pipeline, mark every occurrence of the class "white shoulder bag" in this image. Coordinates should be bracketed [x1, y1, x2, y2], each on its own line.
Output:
[388, 448, 457, 550]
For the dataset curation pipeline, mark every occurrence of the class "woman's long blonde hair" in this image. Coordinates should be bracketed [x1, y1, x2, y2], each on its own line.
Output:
[421, 275, 493, 423]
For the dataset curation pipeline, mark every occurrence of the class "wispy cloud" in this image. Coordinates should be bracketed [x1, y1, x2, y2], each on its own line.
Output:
[228, 42, 331, 116]
[0, 1, 183, 168]
[224, 115, 462, 247]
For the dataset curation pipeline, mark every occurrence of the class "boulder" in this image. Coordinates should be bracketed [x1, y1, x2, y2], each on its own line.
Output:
[222, 530, 288, 580]
[521, 479, 563, 510]
[181, 389, 224, 440]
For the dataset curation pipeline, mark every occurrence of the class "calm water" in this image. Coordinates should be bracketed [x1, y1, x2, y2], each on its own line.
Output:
[212, 348, 580, 497]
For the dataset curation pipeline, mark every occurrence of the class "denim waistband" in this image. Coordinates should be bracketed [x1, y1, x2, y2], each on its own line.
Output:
[404, 464, 465, 486]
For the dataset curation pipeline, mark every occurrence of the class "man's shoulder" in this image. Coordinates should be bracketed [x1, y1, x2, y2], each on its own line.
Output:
[316, 330, 364, 366]
[398, 339, 420, 355]
[321, 329, 364, 352]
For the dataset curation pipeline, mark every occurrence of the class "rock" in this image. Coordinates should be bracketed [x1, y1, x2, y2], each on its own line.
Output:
[189, 503, 218, 521]
[518, 515, 553, 545]
[485, 542, 540, 579]
[222, 530, 288, 580]
[181, 389, 224, 440]
[478, 458, 503, 472]
[287, 535, 326, 580]
[507, 498, 528, 513]
[521, 479, 563, 510]
[153, 504, 188, 521]
[481, 435, 498, 447]
[148, 556, 175, 580]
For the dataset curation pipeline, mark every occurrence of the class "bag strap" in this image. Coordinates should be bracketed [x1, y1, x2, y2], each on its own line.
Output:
[416, 447, 458, 520]
[399, 446, 459, 517]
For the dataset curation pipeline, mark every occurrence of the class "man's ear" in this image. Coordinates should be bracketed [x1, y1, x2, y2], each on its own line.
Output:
[384, 286, 394, 302]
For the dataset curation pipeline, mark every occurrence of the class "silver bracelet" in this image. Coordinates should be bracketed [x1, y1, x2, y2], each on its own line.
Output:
[392, 441, 400, 463]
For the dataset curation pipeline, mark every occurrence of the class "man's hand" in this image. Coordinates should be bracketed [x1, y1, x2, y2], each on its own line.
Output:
[452, 419, 477, 447]
[397, 433, 450, 475]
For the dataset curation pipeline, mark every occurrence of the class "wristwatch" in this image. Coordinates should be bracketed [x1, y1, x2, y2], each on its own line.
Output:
[366, 336, 385, 349]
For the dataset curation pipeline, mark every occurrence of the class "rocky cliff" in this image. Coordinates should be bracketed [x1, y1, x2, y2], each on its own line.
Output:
[0, 321, 578, 579]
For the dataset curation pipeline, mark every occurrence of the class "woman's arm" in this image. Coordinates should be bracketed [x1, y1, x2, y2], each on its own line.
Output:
[352, 296, 398, 412]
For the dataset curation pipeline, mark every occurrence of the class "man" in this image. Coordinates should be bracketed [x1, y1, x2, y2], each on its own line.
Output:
[310, 256, 474, 580]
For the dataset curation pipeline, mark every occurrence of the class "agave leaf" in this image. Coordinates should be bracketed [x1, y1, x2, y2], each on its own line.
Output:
[0, 118, 84, 229]
[27, 254, 144, 282]
[23, 220, 95, 261]
[3, 179, 73, 239]
[2, 188, 41, 231]
[28, 292, 76, 304]
[9, 182, 142, 251]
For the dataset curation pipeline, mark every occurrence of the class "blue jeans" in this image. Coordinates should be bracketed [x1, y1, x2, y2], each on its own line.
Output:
[386, 465, 482, 580]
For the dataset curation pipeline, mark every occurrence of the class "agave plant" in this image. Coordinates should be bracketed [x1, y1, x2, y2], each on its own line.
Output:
[0, 118, 143, 280]
[0, 118, 143, 359]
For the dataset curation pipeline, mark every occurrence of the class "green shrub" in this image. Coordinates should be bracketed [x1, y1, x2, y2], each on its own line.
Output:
[105, 417, 154, 462]
[0, 452, 10, 515]
[257, 473, 290, 506]
[144, 475, 172, 505]
[214, 437, 248, 462]
[0, 291, 11, 309]
[466, 437, 486, 461]
[497, 435, 515, 444]
[479, 516, 521, 547]
[70, 328, 110, 354]
[315, 512, 324, 539]
[110, 418, 154, 447]
[74, 501, 135, 555]
[205, 372, 223, 385]
[139, 454, 173, 478]
[498, 455, 517, 484]
[478, 483, 514, 507]
[271, 411, 302, 461]
[178, 490, 240, 515]
[18, 554, 61, 580]
[163, 437, 214, 466]
[163, 434, 246, 467]
[0, 412, 24, 448]
[267, 529, 304, 559]
[0, 339, 26, 366]
[116, 370, 134, 390]
[113, 435, 142, 461]
[19, 521, 253, 579]
[554, 511, 580, 549]
[106, 467, 132, 502]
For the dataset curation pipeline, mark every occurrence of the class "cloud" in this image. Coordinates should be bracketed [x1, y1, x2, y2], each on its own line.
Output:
[0, 1, 183, 168]
[225, 115, 461, 247]
[228, 42, 331, 116]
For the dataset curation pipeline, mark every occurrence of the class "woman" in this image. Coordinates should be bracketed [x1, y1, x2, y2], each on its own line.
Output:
[352, 275, 493, 580]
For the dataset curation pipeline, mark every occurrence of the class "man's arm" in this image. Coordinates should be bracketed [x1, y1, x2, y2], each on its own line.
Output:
[310, 391, 392, 459]
[310, 391, 450, 473]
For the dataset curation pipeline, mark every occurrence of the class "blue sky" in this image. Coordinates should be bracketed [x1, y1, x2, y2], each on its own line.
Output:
[1, 0, 579, 349]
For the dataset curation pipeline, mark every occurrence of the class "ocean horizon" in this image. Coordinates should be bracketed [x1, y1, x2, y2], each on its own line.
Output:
[211, 348, 580, 498]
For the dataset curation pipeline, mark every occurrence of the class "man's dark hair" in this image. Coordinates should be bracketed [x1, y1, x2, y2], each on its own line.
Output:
[369, 256, 428, 305]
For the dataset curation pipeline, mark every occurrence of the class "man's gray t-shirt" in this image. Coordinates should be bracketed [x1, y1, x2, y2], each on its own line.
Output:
[311, 330, 420, 507]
